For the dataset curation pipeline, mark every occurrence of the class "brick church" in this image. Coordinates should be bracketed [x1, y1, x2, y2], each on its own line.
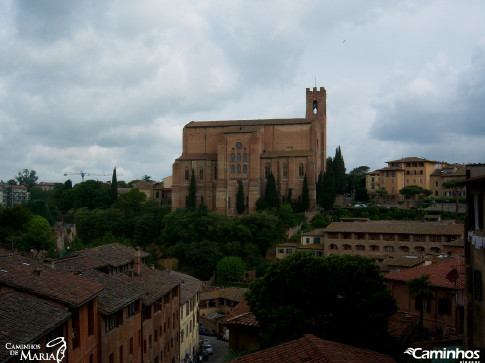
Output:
[172, 87, 327, 216]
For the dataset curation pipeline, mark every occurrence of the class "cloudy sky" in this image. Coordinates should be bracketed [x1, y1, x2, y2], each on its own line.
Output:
[1, 0, 485, 184]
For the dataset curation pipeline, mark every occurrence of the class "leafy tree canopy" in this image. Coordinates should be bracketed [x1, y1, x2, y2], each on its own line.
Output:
[216, 256, 246, 282]
[141, 175, 153, 182]
[246, 252, 396, 350]
[15, 169, 38, 189]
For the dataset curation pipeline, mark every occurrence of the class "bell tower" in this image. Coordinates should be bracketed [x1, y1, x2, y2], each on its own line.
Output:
[306, 86, 326, 119]
[306, 86, 327, 175]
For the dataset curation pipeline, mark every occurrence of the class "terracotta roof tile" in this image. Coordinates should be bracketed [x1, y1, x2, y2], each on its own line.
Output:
[386, 157, 440, 164]
[119, 266, 181, 306]
[0, 255, 102, 308]
[229, 334, 397, 363]
[385, 258, 464, 289]
[0, 291, 71, 362]
[168, 271, 202, 304]
[224, 300, 259, 328]
[77, 243, 149, 267]
[54, 257, 145, 315]
[201, 287, 248, 302]
[387, 312, 419, 343]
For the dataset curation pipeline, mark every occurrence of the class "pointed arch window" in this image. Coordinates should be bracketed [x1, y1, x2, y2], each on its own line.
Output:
[313, 100, 318, 114]
[283, 164, 288, 179]
[237, 153, 241, 163]
[184, 168, 189, 181]
[231, 153, 235, 162]
[199, 168, 204, 180]
[243, 153, 247, 162]
[265, 164, 271, 179]
[298, 164, 304, 178]
[231, 165, 235, 175]
[237, 164, 241, 174]
[243, 164, 247, 174]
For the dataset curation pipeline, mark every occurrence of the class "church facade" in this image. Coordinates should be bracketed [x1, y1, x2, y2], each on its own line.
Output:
[172, 87, 327, 216]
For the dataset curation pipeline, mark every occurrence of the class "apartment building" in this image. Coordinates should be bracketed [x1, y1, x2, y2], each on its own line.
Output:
[367, 157, 465, 201]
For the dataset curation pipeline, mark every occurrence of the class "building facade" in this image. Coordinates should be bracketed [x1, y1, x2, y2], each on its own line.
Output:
[367, 157, 466, 201]
[385, 258, 464, 334]
[293, 219, 463, 264]
[172, 87, 327, 215]
[464, 164, 485, 352]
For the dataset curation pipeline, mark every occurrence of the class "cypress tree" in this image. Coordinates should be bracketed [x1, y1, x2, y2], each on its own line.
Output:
[236, 180, 245, 214]
[301, 174, 310, 211]
[287, 188, 293, 203]
[110, 167, 118, 202]
[316, 171, 324, 206]
[187, 169, 196, 209]
[333, 146, 346, 194]
[264, 172, 279, 208]
[322, 157, 336, 210]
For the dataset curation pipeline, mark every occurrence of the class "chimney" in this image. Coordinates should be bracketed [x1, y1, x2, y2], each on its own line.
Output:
[134, 247, 141, 276]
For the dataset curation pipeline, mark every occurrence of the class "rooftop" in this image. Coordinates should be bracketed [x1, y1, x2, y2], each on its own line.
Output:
[224, 300, 259, 328]
[54, 257, 145, 315]
[322, 221, 463, 235]
[0, 255, 102, 309]
[77, 243, 149, 268]
[386, 157, 440, 164]
[0, 291, 71, 362]
[385, 258, 464, 290]
[201, 286, 248, 303]
[229, 334, 397, 363]
[185, 118, 310, 128]
[119, 265, 181, 306]
[169, 270, 202, 304]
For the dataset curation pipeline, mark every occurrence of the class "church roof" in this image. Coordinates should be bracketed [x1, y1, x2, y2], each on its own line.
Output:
[260, 150, 314, 158]
[185, 118, 310, 128]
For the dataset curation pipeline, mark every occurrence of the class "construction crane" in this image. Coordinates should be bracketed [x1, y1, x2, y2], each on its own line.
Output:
[63, 171, 122, 182]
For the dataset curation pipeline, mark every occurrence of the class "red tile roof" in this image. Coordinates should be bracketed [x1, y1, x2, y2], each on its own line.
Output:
[385, 258, 464, 289]
[77, 243, 149, 267]
[0, 291, 71, 362]
[168, 270, 202, 304]
[201, 286, 248, 302]
[224, 300, 259, 328]
[229, 334, 397, 363]
[0, 255, 102, 308]
[387, 312, 419, 343]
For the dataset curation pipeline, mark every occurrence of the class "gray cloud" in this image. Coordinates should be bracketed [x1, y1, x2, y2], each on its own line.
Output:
[1, 1, 484, 183]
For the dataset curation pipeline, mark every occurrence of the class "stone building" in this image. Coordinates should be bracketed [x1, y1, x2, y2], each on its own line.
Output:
[172, 87, 327, 215]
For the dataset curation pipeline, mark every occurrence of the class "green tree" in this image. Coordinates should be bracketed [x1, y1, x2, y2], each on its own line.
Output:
[246, 252, 396, 349]
[321, 158, 336, 210]
[287, 188, 293, 203]
[333, 146, 346, 194]
[216, 256, 246, 282]
[111, 167, 118, 202]
[141, 175, 153, 182]
[187, 169, 196, 209]
[375, 189, 388, 204]
[264, 172, 279, 208]
[355, 187, 370, 202]
[236, 180, 245, 214]
[15, 169, 38, 189]
[346, 166, 370, 194]
[301, 174, 310, 211]
[399, 185, 432, 220]
[115, 189, 147, 215]
[19, 215, 55, 253]
[442, 179, 465, 222]
[407, 275, 433, 331]
[316, 172, 324, 206]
